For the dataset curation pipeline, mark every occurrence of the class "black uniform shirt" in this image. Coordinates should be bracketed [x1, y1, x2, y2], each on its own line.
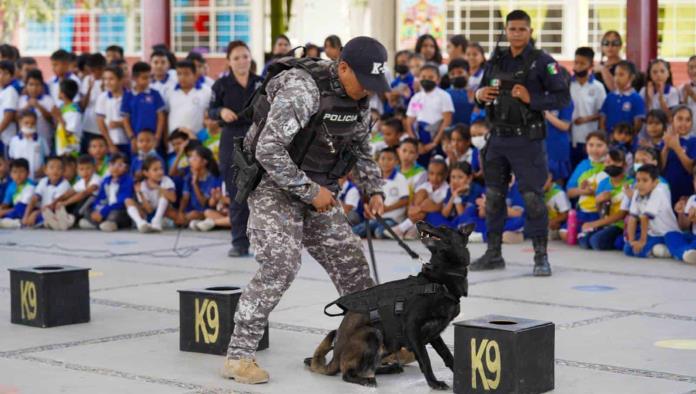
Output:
[208, 72, 264, 134]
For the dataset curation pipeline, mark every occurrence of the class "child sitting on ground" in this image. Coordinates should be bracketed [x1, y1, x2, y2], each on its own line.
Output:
[88, 135, 110, 177]
[390, 156, 450, 239]
[58, 155, 101, 228]
[353, 147, 409, 239]
[194, 183, 231, 232]
[338, 175, 362, 226]
[22, 156, 74, 229]
[180, 145, 221, 228]
[470, 178, 526, 244]
[660, 105, 695, 204]
[624, 164, 679, 258]
[8, 110, 50, 180]
[0, 159, 35, 229]
[126, 155, 176, 232]
[544, 173, 571, 240]
[397, 138, 426, 198]
[444, 123, 480, 172]
[371, 118, 405, 156]
[564, 131, 609, 240]
[608, 122, 635, 167]
[665, 167, 696, 264]
[130, 129, 163, 180]
[579, 149, 631, 250]
[425, 161, 483, 230]
[81, 152, 134, 232]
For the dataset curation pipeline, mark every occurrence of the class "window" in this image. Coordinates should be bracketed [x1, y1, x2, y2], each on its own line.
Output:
[171, 0, 251, 55]
[23, 0, 141, 54]
[445, 0, 565, 57]
[587, 0, 626, 60]
[657, 0, 696, 59]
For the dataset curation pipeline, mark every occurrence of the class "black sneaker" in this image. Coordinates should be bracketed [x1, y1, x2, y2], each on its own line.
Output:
[228, 247, 250, 258]
[469, 250, 506, 271]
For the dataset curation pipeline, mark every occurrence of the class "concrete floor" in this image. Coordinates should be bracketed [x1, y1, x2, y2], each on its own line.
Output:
[0, 228, 695, 394]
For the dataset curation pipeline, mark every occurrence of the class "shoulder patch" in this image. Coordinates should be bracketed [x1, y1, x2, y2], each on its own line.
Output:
[546, 62, 559, 75]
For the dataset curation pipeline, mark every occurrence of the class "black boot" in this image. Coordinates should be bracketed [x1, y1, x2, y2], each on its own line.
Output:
[470, 233, 506, 271]
[532, 236, 552, 277]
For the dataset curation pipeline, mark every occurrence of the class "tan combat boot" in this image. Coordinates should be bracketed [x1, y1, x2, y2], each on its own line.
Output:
[221, 358, 269, 384]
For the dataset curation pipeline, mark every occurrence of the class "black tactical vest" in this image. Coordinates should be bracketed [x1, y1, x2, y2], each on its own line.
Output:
[487, 49, 543, 129]
[250, 57, 367, 190]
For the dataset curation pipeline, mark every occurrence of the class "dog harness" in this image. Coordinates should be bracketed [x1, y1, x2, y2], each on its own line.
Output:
[324, 275, 458, 349]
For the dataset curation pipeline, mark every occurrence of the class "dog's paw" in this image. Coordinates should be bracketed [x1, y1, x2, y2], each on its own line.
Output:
[364, 377, 377, 387]
[303, 357, 312, 367]
[427, 380, 450, 390]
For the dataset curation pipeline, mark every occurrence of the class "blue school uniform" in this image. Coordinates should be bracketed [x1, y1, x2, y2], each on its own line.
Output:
[2, 179, 35, 219]
[130, 150, 164, 177]
[447, 88, 475, 126]
[383, 73, 415, 115]
[662, 136, 696, 204]
[468, 182, 525, 240]
[92, 175, 134, 218]
[120, 88, 165, 135]
[0, 176, 8, 204]
[425, 182, 484, 228]
[545, 100, 574, 181]
[600, 89, 645, 134]
[183, 172, 221, 212]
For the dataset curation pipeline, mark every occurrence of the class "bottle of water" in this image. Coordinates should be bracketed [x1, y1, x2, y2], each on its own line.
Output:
[566, 209, 578, 245]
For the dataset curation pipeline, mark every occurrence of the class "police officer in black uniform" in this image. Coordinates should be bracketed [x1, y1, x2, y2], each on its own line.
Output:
[472, 10, 570, 276]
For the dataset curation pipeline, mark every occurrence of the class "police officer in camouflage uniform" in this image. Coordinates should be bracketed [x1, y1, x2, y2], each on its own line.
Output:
[221, 37, 390, 384]
[471, 10, 570, 276]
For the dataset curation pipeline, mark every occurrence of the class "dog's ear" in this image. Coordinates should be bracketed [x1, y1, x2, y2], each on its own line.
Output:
[459, 223, 476, 237]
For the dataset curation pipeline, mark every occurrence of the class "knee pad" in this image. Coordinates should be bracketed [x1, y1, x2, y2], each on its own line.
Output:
[522, 191, 546, 220]
[485, 188, 506, 217]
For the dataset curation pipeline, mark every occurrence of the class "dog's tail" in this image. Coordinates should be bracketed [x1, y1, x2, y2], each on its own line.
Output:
[303, 329, 339, 375]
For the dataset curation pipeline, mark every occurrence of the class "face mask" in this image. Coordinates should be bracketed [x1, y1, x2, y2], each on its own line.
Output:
[420, 79, 436, 92]
[451, 76, 467, 89]
[633, 163, 643, 173]
[471, 135, 486, 150]
[604, 165, 624, 177]
[21, 127, 36, 135]
[394, 64, 409, 75]
[574, 69, 589, 78]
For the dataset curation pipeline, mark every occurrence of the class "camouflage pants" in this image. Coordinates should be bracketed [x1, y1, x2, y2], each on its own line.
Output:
[226, 178, 375, 359]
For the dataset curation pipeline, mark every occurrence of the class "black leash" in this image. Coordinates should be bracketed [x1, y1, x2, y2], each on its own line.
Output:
[374, 214, 420, 259]
[364, 213, 380, 284]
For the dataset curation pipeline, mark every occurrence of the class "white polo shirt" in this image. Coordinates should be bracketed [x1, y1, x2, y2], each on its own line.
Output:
[339, 181, 361, 210]
[73, 173, 102, 195]
[570, 76, 606, 146]
[416, 181, 450, 204]
[381, 169, 410, 222]
[639, 84, 680, 112]
[679, 82, 696, 135]
[18, 94, 56, 143]
[151, 72, 178, 98]
[80, 75, 104, 134]
[165, 83, 212, 133]
[683, 195, 696, 235]
[0, 82, 19, 146]
[628, 187, 679, 237]
[34, 177, 71, 207]
[137, 176, 176, 207]
[406, 87, 454, 125]
[48, 73, 81, 104]
[95, 91, 128, 145]
[8, 134, 50, 179]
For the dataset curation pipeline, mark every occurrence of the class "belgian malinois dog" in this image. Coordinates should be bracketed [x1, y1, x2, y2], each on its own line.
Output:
[304, 222, 473, 390]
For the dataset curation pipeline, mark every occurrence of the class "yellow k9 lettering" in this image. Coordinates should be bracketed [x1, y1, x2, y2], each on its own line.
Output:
[20, 280, 37, 320]
[194, 298, 219, 344]
[471, 338, 501, 390]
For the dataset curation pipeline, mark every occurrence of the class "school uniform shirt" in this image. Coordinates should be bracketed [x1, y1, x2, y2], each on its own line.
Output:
[165, 83, 212, 133]
[3, 180, 35, 207]
[150, 72, 178, 98]
[406, 87, 454, 125]
[600, 89, 645, 134]
[131, 150, 164, 177]
[93, 175, 134, 217]
[381, 169, 410, 222]
[34, 177, 71, 207]
[48, 73, 81, 104]
[544, 100, 574, 178]
[183, 172, 221, 212]
[467, 68, 485, 91]
[384, 72, 415, 115]
[197, 75, 215, 90]
[8, 134, 50, 179]
[73, 173, 102, 195]
[196, 129, 221, 162]
[0, 80, 19, 146]
[415, 181, 450, 205]
[120, 88, 166, 134]
[620, 176, 671, 212]
[570, 75, 606, 146]
[445, 147, 480, 172]
[639, 84, 680, 112]
[399, 163, 427, 198]
[442, 182, 484, 219]
[80, 75, 104, 134]
[544, 183, 571, 221]
[628, 188, 679, 237]
[663, 136, 696, 203]
[137, 176, 175, 207]
[339, 180, 361, 209]
[679, 82, 696, 135]
[18, 94, 56, 142]
[566, 159, 607, 213]
[61, 102, 83, 137]
[446, 87, 475, 125]
[684, 195, 696, 235]
[596, 176, 632, 228]
[95, 91, 128, 145]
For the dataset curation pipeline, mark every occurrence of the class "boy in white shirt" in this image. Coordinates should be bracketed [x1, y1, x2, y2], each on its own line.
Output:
[96, 65, 132, 158]
[8, 110, 50, 179]
[149, 50, 178, 97]
[0, 60, 19, 148]
[22, 156, 73, 229]
[18, 70, 56, 146]
[48, 49, 81, 104]
[338, 175, 362, 226]
[79, 53, 106, 153]
[624, 164, 679, 258]
[58, 155, 102, 228]
[0, 158, 35, 229]
[405, 64, 454, 165]
[570, 47, 606, 166]
[165, 61, 212, 138]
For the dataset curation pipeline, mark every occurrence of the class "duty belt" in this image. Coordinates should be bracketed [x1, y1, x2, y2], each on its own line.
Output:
[491, 125, 529, 137]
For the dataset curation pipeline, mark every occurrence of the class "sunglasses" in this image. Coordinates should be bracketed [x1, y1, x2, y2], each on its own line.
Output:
[602, 39, 622, 47]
